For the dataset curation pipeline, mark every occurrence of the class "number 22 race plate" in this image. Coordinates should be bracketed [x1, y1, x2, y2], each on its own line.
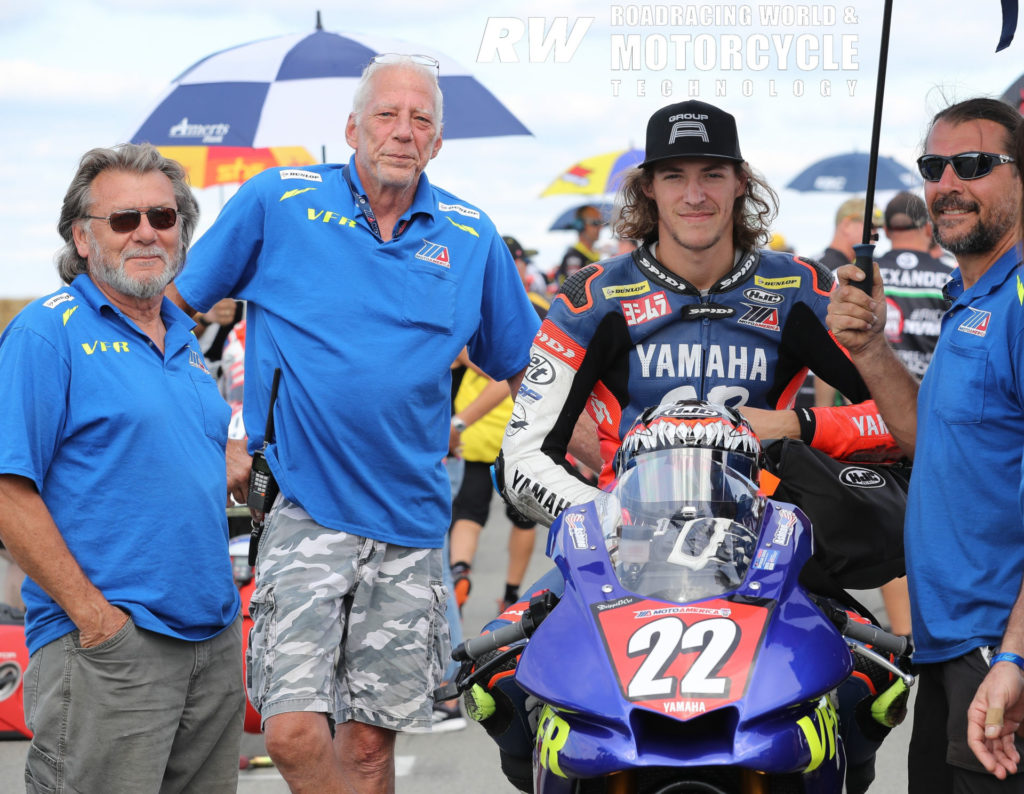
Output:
[594, 597, 770, 720]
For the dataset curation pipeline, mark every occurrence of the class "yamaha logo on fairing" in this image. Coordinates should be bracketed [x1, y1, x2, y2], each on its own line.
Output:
[839, 467, 886, 488]
[742, 288, 784, 306]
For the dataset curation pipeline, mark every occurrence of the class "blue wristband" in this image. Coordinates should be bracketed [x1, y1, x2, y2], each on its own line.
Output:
[990, 652, 1024, 670]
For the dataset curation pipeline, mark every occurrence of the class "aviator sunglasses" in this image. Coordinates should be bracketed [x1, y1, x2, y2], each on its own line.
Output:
[916, 151, 1016, 182]
[83, 207, 178, 233]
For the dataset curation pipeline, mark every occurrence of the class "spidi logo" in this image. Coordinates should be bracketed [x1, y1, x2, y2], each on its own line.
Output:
[477, 17, 594, 63]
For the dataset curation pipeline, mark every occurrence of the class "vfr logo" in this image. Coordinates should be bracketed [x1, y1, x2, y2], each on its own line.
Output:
[81, 341, 130, 355]
[477, 17, 593, 63]
[307, 208, 356, 227]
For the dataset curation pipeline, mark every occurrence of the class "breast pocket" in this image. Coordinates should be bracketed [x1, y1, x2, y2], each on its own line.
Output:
[933, 342, 987, 424]
[190, 370, 230, 443]
[402, 263, 455, 335]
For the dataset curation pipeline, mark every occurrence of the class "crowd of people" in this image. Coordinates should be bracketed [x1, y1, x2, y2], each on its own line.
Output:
[0, 49, 1022, 794]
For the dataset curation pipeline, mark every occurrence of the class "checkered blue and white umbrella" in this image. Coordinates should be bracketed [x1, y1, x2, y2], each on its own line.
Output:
[130, 25, 530, 151]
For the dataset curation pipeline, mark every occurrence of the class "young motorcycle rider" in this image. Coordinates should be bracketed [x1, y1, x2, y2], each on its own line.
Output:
[486, 100, 902, 793]
[499, 99, 895, 532]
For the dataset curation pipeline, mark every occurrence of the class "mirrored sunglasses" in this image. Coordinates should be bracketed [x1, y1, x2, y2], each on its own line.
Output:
[83, 207, 178, 233]
[916, 151, 1015, 182]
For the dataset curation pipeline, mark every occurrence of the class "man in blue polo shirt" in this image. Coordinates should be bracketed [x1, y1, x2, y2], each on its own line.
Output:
[0, 144, 243, 793]
[828, 98, 1023, 792]
[168, 54, 538, 792]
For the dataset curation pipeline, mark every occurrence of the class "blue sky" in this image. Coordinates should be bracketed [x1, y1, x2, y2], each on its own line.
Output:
[1, 0, 1020, 296]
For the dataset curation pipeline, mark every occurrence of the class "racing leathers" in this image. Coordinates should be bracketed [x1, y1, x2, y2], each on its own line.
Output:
[500, 243, 890, 527]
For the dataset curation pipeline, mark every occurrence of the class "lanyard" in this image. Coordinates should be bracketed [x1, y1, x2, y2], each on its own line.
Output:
[342, 165, 408, 241]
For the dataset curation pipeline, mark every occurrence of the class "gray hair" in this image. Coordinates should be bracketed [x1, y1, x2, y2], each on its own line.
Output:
[55, 143, 198, 285]
[351, 57, 443, 127]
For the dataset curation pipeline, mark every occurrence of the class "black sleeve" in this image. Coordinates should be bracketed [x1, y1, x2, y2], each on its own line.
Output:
[780, 302, 872, 404]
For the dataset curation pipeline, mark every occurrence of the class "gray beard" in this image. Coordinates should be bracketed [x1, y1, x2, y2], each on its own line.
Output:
[87, 232, 184, 300]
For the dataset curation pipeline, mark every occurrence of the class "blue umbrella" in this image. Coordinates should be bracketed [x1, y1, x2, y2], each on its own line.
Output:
[786, 152, 919, 193]
[130, 21, 530, 151]
[548, 201, 615, 232]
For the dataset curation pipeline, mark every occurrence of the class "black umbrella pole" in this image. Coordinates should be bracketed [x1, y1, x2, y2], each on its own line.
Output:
[854, 0, 894, 295]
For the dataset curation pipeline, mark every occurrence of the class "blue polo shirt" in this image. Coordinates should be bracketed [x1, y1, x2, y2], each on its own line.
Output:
[175, 160, 538, 547]
[0, 276, 240, 654]
[907, 245, 1024, 663]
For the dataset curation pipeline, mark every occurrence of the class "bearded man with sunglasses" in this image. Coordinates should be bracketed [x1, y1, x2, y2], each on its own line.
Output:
[828, 97, 1023, 792]
[0, 143, 244, 793]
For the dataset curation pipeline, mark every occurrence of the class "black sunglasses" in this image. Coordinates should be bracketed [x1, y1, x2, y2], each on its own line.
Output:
[916, 151, 1015, 182]
[83, 207, 178, 233]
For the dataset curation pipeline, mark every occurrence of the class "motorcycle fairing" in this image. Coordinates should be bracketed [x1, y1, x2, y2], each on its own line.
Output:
[519, 498, 851, 783]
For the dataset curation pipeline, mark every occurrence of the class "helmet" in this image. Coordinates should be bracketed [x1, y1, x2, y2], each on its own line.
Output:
[613, 400, 762, 481]
[604, 401, 765, 602]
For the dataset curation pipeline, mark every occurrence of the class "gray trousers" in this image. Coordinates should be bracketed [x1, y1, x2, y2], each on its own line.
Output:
[23, 615, 244, 794]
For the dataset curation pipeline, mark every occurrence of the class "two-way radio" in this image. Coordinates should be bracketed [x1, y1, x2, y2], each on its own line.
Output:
[247, 367, 282, 566]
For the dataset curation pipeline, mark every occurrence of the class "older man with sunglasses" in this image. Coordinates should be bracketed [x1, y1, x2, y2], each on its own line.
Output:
[0, 143, 244, 793]
[828, 97, 1023, 793]
[168, 54, 538, 793]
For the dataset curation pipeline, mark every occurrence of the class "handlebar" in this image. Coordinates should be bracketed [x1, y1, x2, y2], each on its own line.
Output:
[453, 620, 529, 662]
[839, 615, 911, 658]
[451, 591, 560, 663]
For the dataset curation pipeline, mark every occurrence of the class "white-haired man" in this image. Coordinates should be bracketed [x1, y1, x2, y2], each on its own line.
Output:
[168, 55, 539, 793]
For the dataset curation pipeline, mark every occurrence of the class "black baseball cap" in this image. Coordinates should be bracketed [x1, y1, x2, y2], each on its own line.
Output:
[503, 235, 537, 262]
[640, 100, 743, 168]
[884, 191, 929, 230]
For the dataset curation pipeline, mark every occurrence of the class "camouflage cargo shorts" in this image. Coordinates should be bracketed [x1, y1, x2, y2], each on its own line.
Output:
[247, 498, 449, 731]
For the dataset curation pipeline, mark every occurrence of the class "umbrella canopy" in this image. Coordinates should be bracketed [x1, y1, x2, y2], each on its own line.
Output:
[159, 145, 315, 188]
[130, 27, 530, 150]
[786, 152, 919, 193]
[541, 149, 644, 197]
[549, 201, 615, 232]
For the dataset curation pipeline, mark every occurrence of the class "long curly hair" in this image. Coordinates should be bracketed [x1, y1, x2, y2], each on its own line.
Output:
[614, 161, 778, 252]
